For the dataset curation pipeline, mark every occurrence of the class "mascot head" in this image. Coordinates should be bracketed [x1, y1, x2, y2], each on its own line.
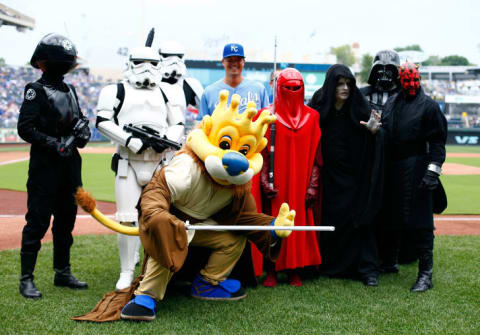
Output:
[186, 90, 276, 186]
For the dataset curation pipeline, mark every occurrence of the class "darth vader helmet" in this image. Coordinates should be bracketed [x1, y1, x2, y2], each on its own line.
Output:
[367, 50, 400, 92]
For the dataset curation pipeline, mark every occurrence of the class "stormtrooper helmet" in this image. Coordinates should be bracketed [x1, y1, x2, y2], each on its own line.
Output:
[158, 40, 186, 80]
[124, 47, 161, 89]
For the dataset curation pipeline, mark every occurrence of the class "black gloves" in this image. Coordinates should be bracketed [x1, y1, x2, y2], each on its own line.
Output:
[74, 123, 91, 149]
[45, 136, 72, 157]
[419, 170, 440, 190]
[72, 118, 91, 148]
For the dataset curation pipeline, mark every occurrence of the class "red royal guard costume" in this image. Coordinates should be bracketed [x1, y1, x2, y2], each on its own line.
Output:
[251, 68, 322, 286]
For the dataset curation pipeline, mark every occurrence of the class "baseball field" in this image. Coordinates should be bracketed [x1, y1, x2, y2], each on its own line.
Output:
[0, 143, 478, 334]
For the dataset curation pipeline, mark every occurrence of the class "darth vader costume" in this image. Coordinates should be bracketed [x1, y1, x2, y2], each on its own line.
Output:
[360, 50, 401, 114]
[17, 33, 90, 299]
[383, 62, 447, 292]
[360, 50, 410, 270]
[308, 64, 384, 285]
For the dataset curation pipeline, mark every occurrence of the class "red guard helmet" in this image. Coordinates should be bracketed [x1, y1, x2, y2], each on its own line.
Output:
[274, 68, 306, 129]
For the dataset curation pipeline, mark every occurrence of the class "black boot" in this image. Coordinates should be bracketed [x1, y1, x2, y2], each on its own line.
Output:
[411, 250, 433, 292]
[54, 266, 88, 289]
[19, 252, 42, 299]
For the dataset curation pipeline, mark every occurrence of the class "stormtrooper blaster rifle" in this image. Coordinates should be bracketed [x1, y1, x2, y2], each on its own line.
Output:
[75, 188, 335, 236]
[123, 124, 182, 151]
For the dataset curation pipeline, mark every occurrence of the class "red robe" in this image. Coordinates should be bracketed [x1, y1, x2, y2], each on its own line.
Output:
[251, 105, 321, 274]
[251, 175, 264, 276]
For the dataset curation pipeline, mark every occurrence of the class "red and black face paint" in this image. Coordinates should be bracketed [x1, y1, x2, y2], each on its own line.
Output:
[398, 62, 420, 96]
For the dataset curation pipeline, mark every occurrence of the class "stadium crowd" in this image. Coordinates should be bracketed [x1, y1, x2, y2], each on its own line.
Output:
[0, 65, 105, 137]
[422, 79, 480, 97]
[1, 64, 480, 132]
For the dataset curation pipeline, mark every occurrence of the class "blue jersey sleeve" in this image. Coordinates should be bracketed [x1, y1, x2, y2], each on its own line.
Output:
[197, 92, 210, 121]
[260, 86, 269, 109]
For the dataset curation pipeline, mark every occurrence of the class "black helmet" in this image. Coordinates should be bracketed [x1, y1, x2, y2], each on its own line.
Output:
[367, 50, 400, 88]
[30, 33, 78, 69]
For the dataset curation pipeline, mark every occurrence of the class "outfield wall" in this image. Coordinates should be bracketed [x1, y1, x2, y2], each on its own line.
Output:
[447, 128, 480, 145]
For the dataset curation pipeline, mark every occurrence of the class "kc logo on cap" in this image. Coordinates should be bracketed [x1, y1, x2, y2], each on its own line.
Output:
[223, 43, 245, 59]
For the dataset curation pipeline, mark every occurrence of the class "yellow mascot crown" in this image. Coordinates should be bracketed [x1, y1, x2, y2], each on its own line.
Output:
[186, 90, 276, 185]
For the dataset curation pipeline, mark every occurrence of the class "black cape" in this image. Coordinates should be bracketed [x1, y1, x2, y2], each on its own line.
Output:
[383, 89, 448, 230]
[308, 64, 385, 277]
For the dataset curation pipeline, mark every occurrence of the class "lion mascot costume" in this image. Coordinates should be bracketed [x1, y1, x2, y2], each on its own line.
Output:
[74, 90, 295, 322]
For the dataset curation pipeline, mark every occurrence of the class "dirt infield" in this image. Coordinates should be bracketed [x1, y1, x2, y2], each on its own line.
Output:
[0, 189, 479, 251]
[447, 153, 480, 157]
[0, 190, 116, 250]
[1, 146, 479, 251]
[442, 163, 480, 175]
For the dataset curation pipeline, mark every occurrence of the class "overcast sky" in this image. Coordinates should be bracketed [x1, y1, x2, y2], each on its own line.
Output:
[1, 0, 479, 69]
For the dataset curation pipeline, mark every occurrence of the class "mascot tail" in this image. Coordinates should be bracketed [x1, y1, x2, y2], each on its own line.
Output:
[73, 188, 144, 322]
[75, 188, 139, 236]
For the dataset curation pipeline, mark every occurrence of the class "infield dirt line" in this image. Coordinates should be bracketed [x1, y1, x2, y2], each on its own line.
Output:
[0, 157, 29, 166]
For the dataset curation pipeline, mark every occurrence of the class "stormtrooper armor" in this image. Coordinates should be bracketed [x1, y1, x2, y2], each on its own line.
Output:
[96, 46, 185, 290]
[158, 41, 203, 129]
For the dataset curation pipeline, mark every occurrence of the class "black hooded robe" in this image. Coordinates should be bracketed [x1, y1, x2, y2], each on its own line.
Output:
[308, 65, 384, 279]
[383, 89, 447, 236]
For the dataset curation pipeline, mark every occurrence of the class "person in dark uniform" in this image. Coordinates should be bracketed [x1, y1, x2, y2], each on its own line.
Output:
[17, 33, 91, 299]
[383, 62, 447, 292]
[308, 64, 385, 286]
[360, 50, 405, 273]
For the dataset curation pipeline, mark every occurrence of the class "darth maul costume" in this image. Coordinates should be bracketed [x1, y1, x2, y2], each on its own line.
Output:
[382, 62, 447, 292]
[251, 68, 322, 285]
[308, 64, 385, 285]
[17, 33, 91, 299]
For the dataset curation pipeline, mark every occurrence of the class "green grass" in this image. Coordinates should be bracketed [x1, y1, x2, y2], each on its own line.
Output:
[446, 145, 480, 154]
[0, 153, 115, 202]
[1, 151, 480, 213]
[0, 235, 478, 334]
[441, 175, 480, 214]
[81, 153, 115, 202]
[445, 157, 480, 168]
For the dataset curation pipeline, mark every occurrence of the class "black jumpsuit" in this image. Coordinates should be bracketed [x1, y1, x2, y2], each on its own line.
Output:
[17, 73, 87, 270]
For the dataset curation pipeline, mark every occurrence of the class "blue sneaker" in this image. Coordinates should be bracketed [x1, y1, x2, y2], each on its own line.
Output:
[191, 274, 247, 301]
[120, 295, 156, 321]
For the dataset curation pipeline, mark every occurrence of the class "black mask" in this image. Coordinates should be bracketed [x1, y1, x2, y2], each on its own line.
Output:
[45, 61, 72, 78]
[375, 66, 396, 92]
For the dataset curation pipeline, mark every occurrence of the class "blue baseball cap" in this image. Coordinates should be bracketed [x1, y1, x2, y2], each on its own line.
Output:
[222, 43, 245, 59]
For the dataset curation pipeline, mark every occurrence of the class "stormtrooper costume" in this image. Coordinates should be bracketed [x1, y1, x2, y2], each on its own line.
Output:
[157, 41, 203, 128]
[96, 46, 185, 290]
